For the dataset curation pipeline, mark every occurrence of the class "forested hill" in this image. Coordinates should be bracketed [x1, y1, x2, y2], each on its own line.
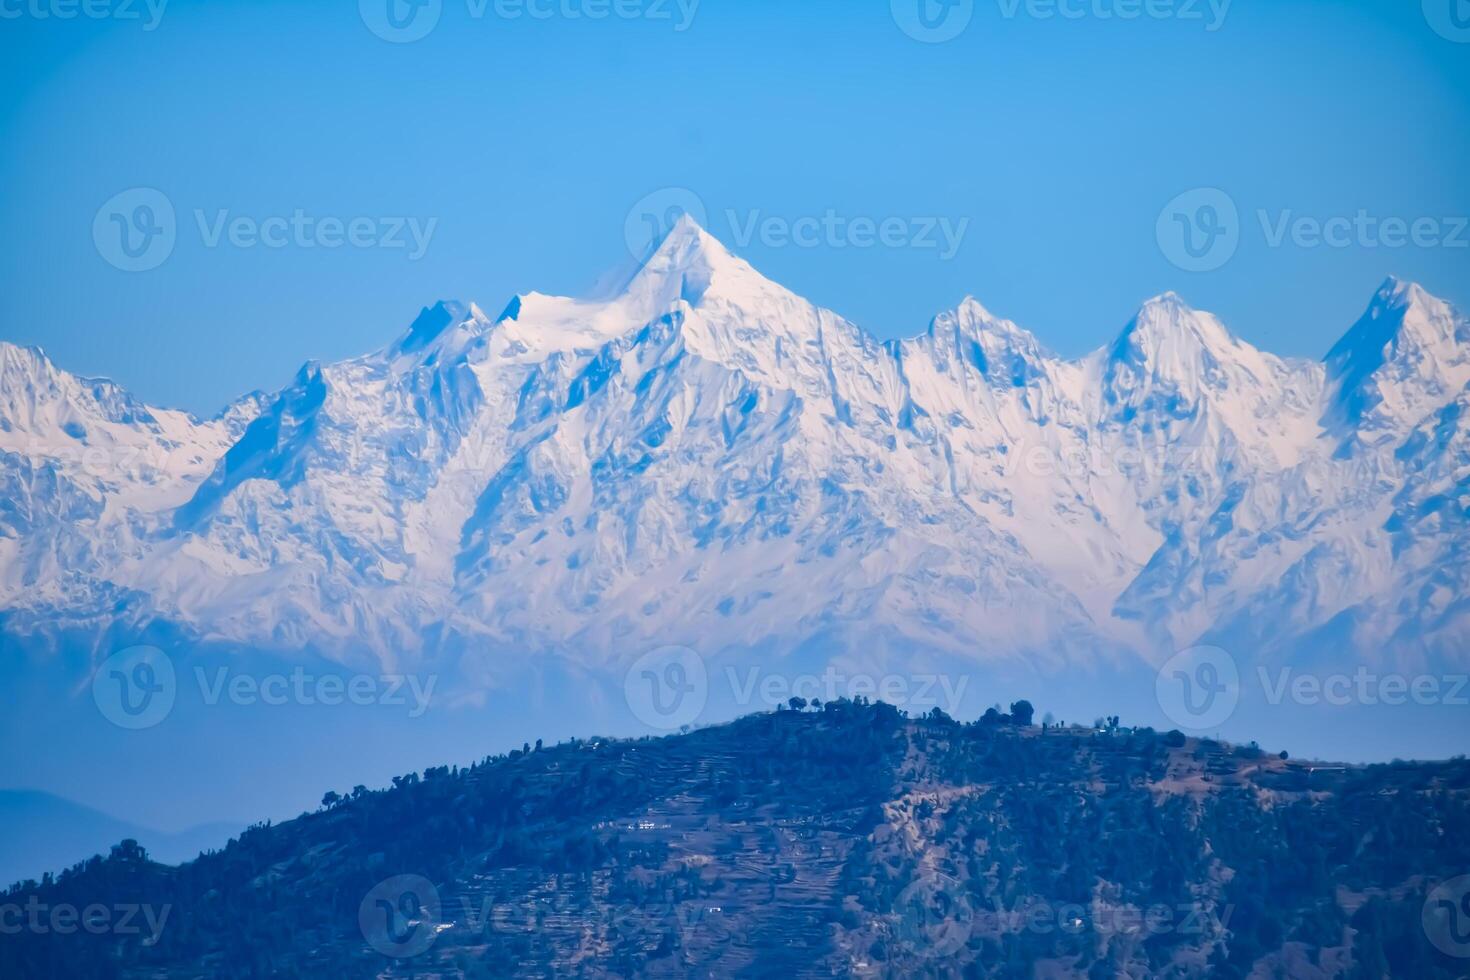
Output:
[4, 700, 1469, 978]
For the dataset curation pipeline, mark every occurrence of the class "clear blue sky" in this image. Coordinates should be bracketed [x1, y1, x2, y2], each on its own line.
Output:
[2, 0, 1467, 415]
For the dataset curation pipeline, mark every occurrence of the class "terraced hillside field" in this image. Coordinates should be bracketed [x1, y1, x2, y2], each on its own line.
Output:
[3, 701, 1468, 978]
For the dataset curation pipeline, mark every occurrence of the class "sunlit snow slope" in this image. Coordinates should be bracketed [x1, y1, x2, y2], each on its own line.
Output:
[2, 218, 1466, 677]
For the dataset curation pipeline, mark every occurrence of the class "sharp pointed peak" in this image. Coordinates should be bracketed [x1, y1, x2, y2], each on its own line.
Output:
[615, 214, 778, 318]
[922, 297, 1055, 381]
[1333, 278, 1457, 345]
[1366, 276, 1443, 316]
[1327, 277, 1465, 373]
[1, 339, 49, 367]
[928, 295, 995, 328]
[214, 388, 270, 421]
[1377, 274, 1420, 295]
[1136, 291, 1201, 316]
[658, 210, 712, 245]
[0, 341, 115, 391]
[953, 295, 999, 321]
[495, 294, 526, 323]
[392, 299, 490, 357]
[933, 296, 1036, 341]
[1119, 291, 1217, 340]
[1105, 292, 1258, 374]
[1325, 279, 1470, 433]
[637, 211, 734, 271]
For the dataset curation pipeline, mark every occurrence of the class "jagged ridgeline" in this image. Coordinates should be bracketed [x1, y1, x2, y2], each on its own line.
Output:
[2, 217, 1468, 670]
[4, 702, 1468, 978]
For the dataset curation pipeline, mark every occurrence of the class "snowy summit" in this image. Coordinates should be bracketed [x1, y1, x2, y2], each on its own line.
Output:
[1, 218, 1467, 676]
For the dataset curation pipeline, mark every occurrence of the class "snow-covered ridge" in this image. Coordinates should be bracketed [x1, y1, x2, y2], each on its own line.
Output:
[2, 217, 1466, 674]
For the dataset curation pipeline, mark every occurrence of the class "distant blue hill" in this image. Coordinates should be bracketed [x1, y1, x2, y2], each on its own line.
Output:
[0, 789, 239, 888]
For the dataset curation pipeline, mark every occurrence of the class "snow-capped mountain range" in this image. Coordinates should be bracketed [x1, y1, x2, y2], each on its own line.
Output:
[2, 217, 1467, 679]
